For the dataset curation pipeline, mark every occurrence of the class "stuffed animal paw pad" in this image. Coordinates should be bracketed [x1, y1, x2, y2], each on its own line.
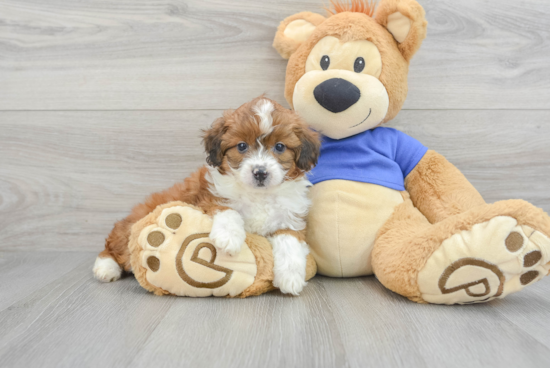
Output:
[418, 216, 550, 305]
[133, 204, 257, 297]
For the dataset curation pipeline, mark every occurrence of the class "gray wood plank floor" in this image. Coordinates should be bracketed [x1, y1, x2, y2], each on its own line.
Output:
[1, 0, 550, 366]
[1, 251, 550, 368]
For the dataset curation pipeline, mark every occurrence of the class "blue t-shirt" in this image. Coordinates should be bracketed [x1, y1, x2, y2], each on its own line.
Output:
[307, 127, 428, 191]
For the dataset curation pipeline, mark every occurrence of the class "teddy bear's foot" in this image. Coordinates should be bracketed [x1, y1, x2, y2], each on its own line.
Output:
[131, 203, 258, 297]
[128, 201, 317, 298]
[418, 216, 550, 305]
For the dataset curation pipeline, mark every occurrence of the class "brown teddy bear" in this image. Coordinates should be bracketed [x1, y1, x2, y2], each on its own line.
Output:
[271, 0, 550, 304]
[126, 0, 550, 304]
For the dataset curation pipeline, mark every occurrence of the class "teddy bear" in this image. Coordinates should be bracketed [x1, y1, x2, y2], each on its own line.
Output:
[128, 0, 550, 304]
[270, 0, 550, 304]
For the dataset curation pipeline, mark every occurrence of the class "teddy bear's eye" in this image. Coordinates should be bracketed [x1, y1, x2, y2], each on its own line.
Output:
[354, 57, 365, 73]
[320, 55, 330, 70]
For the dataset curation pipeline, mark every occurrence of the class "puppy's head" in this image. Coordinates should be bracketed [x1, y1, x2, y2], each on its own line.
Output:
[202, 96, 320, 189]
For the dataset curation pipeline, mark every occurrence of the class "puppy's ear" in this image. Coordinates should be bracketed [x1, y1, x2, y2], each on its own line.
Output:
[375, 0, 427, 61]
[295, 126, 321, 171]
[202, 117, 227, 167]
[273, 12, 326, 59]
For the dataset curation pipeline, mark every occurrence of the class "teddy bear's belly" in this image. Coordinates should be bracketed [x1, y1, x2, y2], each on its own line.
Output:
[307, 179, 404, 277]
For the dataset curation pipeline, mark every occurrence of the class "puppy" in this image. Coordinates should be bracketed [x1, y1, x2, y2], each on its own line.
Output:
[93, 96, 320, 295]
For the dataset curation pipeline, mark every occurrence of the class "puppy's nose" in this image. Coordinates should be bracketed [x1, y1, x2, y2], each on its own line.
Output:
[253, 166, 268, 182]
[313, 78, 361, 113]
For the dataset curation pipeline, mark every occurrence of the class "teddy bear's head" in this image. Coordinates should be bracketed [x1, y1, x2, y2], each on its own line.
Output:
[273, 0, 427, 140]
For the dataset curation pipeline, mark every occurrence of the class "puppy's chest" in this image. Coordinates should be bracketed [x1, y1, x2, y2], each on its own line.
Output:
[228, 194, 307, 236]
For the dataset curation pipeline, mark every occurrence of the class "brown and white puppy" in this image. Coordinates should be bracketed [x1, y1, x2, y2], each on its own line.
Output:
[93, 96, 320, 295]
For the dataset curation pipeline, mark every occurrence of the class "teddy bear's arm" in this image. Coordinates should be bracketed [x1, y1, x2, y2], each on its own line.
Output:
[404, 150, 486, 224]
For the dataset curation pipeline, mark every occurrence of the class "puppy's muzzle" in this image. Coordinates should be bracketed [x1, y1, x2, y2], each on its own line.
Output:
[313, 78, 361, 113]
[252, 166, 268, 186]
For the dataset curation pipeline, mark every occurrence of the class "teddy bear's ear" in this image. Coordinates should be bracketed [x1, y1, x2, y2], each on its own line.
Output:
[273, 12, 326, 59]
[374, 0, 427, 61]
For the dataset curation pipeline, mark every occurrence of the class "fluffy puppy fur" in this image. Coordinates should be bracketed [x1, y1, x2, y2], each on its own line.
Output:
[93, 96, 320, 295]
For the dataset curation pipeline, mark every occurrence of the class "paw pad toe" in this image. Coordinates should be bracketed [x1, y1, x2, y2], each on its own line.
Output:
[505, 231, 524, 252]
[520, 270, 539, 285]
[165, 213, 182, 230]
[147, 256, 160, 272]
[147, 231, 165, 247]
[523, 251, 542, 267]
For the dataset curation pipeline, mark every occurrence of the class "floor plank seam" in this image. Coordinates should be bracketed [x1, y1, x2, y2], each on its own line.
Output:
[490, 302, 550, 351]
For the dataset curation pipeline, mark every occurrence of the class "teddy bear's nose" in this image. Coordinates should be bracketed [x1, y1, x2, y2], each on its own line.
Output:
[313, 78, 361, 113]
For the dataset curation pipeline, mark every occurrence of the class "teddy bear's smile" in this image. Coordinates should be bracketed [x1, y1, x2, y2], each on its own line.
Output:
[349, 108, 372, 129]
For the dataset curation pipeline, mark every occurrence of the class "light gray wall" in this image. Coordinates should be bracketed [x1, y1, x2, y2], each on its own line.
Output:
[1, 0, 549, 251]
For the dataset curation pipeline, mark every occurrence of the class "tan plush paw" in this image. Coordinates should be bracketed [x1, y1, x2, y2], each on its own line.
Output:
[134, 204, 257, 297]
[418, 216, 550, 305]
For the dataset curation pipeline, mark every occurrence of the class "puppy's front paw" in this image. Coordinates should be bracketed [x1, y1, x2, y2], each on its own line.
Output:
[210, 210, 246, 256]
[273, 272, 307, 296]
[210, 229, 245, 256]
[270, 234, 309, 296]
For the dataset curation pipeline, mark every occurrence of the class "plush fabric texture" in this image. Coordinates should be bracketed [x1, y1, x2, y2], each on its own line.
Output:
[307, 180, 403, 277]
[278, 0, 428, 125]
[405, 150, 487, 223]
[126, 0, 550, 305]
[284, 12, 412, 125]
[129, 201, 317, 298]
[371, 152, 550, 303]
[386, 12, 411, 43]
[372, 193, 550, 303]
[292, 69, 390, 139]
[284, 20, 318, 44]
[132, 203, 257, 297]
[305, 36, 383, 77]
[374, 0, 427, 61]
[272, 0, 550, 305]
[273, 12, 327, 60]
[307, 127, 428, 190]
[313, 77, 362, 113]
[417, 217, 550, 304]
[326, 0, 377, 17]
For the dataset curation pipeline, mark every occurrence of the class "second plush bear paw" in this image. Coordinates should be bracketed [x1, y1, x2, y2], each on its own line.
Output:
[418, 216, 550, 305]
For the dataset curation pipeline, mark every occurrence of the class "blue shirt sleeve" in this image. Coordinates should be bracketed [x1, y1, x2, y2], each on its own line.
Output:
[391, 129, 429, 177]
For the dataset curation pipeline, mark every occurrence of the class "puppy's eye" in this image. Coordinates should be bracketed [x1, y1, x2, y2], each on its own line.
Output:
[320, 55, 330, 70]
[237, 142, 248, 153]
[274, 143, 286, 153]
[354, 57, 365, 73]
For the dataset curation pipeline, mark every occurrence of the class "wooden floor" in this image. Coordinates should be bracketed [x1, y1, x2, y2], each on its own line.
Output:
[1, 0, 550, 367]
[2, 252, 550, 368]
